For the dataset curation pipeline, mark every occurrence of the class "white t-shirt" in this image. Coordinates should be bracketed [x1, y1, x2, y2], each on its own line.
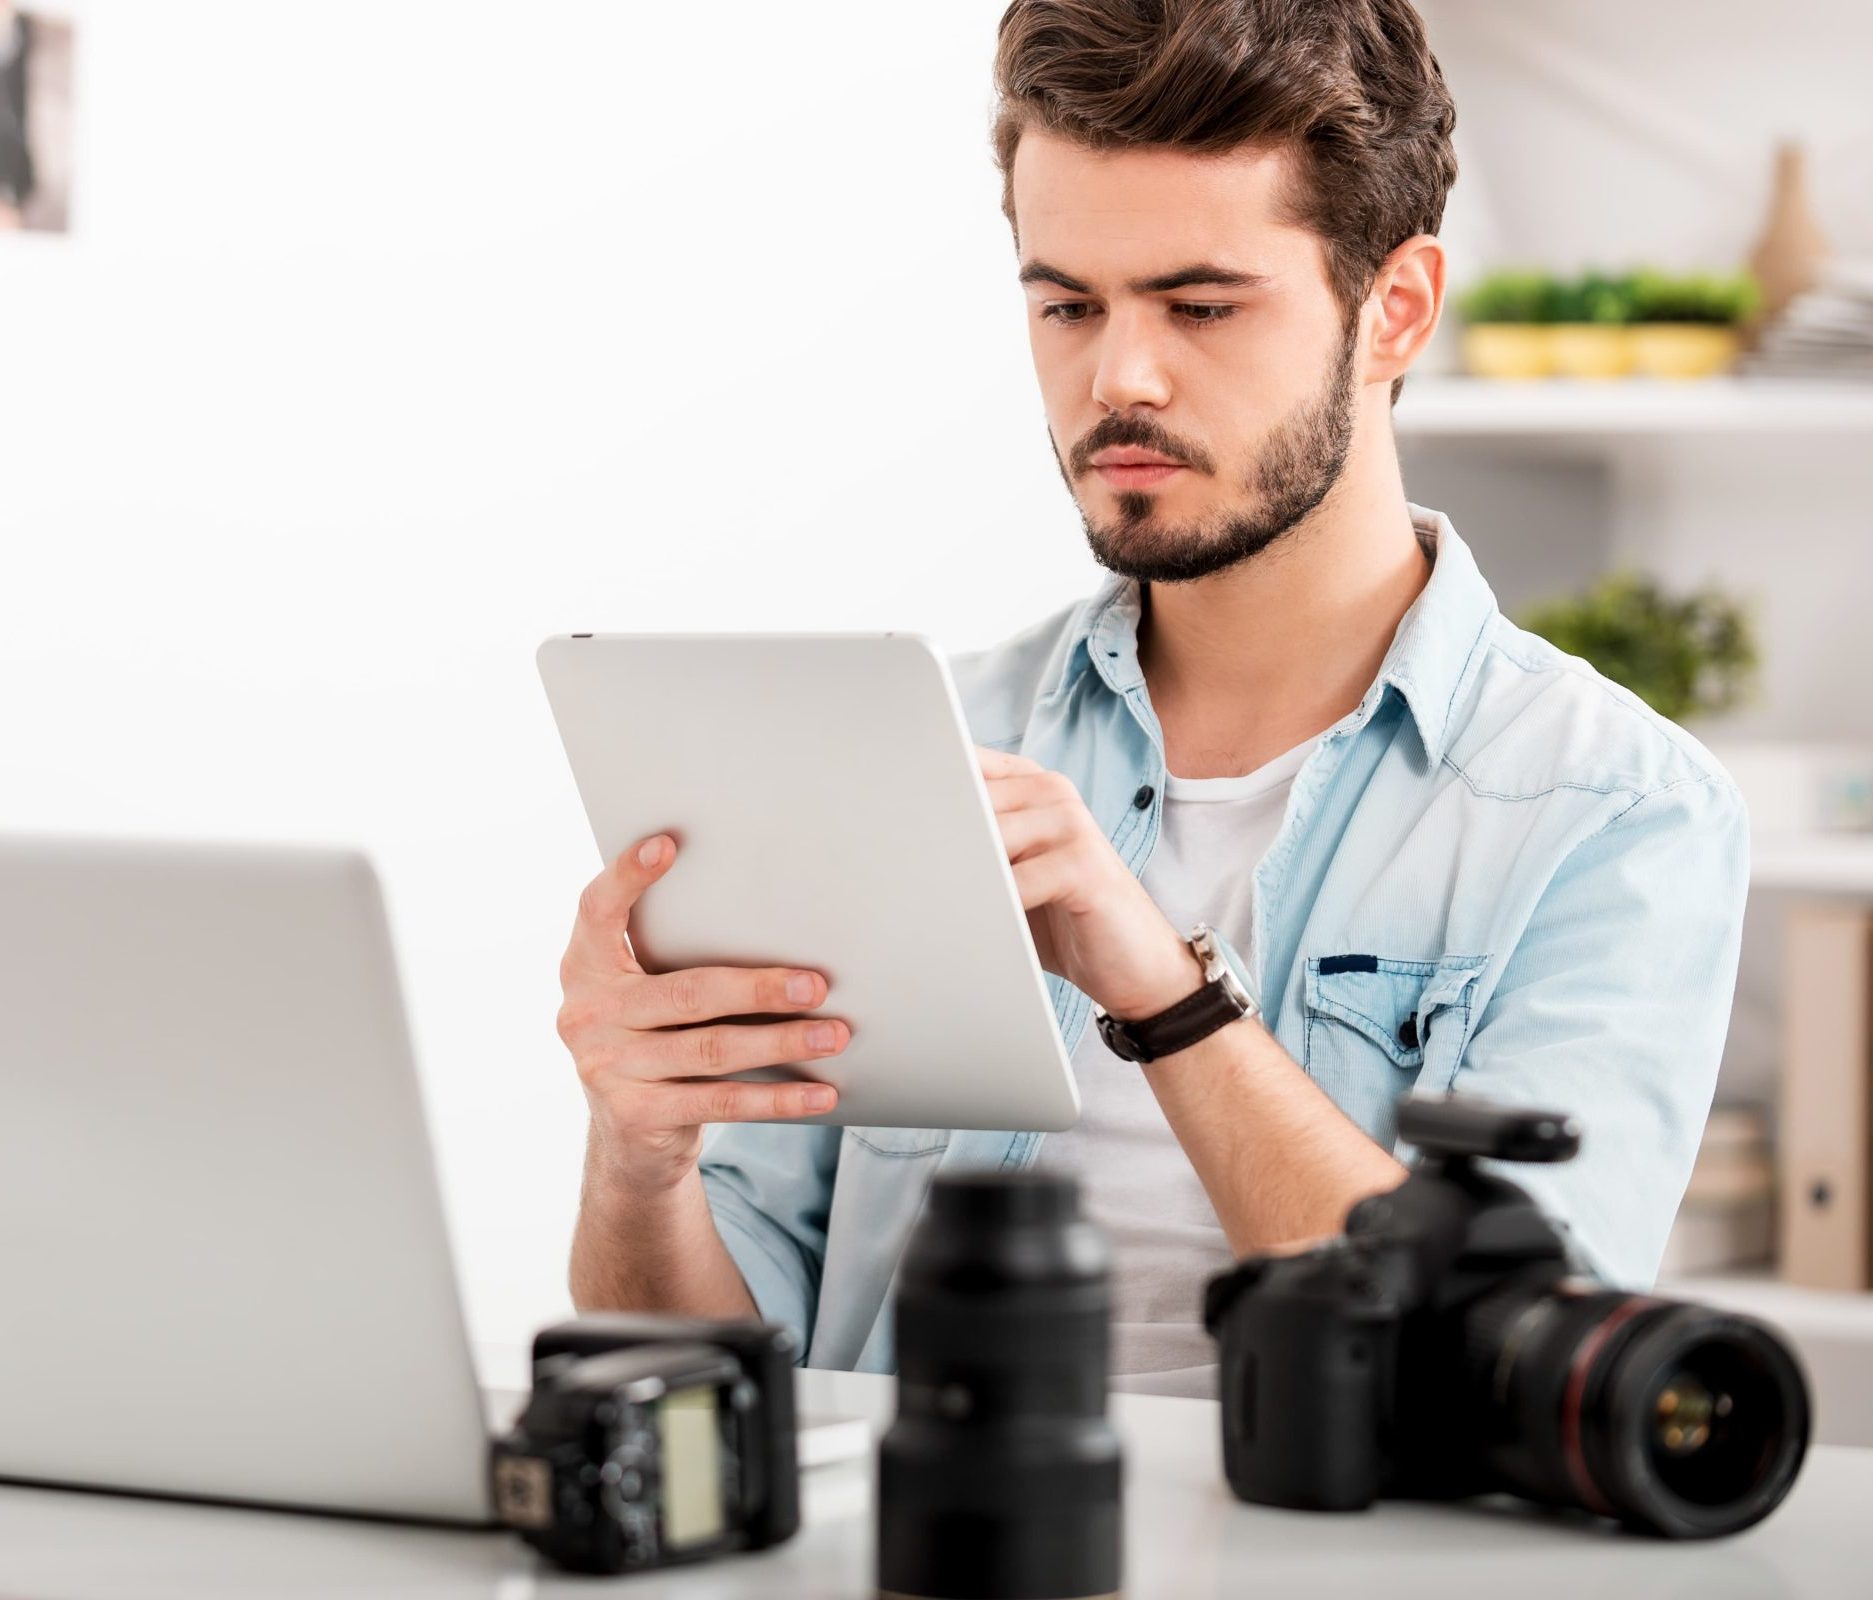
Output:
[1030, 735, 1318, 1398]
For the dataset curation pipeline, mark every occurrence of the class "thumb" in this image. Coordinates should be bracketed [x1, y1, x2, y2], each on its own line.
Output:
[582, 832, 678, 937]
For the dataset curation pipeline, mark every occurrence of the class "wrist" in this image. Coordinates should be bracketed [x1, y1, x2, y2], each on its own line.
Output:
[583, 1121, 703, 1206]
[1100, 932, 1207, 1022]
[1095, 923, 1259, 1066]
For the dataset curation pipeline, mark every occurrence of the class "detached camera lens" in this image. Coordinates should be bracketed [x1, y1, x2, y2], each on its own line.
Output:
[877, 1172, 1121, 1600]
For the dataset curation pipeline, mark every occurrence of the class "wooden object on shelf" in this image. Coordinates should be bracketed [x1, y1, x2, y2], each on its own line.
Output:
[1779, 903, 1873, 1291]
[1747, 141, 1832, 334]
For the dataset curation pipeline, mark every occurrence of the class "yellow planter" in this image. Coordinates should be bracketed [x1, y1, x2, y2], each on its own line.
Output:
[1629, 324, 1742, 380]
[1547, 324, 1635, 380]
[1461, 324, 1552, 380]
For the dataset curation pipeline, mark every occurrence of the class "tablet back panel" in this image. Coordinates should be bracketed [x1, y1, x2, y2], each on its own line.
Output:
[537, 633, 1079, 1132]
[0, 836, 495, 1523]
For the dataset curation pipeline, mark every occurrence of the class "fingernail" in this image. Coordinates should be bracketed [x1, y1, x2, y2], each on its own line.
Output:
[804, 1085, 837, 1111]
[786, 972, 816, 1005]
[807, 1022, 837, 1051]
[637, 836, 665, 867]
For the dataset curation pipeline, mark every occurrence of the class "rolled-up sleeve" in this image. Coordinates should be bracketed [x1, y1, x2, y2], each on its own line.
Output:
[698, 1119, 842, 1356]
[1450, 776, 1750, 1288]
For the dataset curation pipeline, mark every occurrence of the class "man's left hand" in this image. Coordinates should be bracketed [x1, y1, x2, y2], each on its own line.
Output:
[976, 745, 1200, 1022]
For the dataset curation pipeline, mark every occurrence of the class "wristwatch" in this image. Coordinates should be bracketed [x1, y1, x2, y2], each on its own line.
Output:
[1094, 923, 1259, 1065]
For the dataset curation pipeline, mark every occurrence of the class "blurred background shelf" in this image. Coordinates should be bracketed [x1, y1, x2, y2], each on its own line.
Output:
[1394, 377, 1873, 439]
[1752, 832, 1873, 896]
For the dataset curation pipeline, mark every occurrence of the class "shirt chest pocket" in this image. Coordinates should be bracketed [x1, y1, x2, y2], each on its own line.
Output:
[1301, 953, 1489, 1122]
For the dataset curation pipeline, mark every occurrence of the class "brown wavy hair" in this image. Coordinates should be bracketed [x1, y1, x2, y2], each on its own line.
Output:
[991, 0, 1458, 403]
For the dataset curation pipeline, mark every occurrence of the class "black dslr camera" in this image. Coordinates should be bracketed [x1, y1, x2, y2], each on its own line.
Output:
[1203, 1095, 1811, 1538]
[489, 1315, 800, 1575]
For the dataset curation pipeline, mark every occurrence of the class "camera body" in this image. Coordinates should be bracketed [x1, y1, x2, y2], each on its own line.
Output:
[1203, 1095, 1810, 1538]
[489, 1314, 800, 1575]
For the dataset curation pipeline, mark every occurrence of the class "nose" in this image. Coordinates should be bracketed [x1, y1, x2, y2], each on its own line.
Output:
[1090, 304, 1173, 414]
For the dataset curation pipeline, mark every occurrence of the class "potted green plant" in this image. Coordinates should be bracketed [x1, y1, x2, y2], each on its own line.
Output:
[1517, 572, 1758, 724]
[1453, 270, 1557, 380]
[1545, 269, 1640, 380]
[1627, 269, 1761, 379]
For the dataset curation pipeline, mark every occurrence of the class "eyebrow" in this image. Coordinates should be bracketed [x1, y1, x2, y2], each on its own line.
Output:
[1017, 259, 1272, 295]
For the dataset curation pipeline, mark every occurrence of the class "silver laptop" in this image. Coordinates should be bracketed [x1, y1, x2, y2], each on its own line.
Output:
[0, 833, 860, 1525]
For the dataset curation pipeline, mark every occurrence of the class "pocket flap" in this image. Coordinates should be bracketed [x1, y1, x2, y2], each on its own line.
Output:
[1304, 954, 1489, 1069]
[844, 1125, 951, 1158]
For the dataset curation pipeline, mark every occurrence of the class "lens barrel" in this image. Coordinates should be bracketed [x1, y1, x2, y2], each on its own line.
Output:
[877, 1171, 1122, 1600]
[1467, 1283, 1810, 1537]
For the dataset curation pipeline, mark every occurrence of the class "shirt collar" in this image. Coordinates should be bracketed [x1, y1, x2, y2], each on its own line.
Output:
[1045, 503, 1498, 765]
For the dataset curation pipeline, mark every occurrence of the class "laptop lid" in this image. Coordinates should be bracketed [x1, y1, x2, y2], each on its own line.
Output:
[0, 835, 494, 1524]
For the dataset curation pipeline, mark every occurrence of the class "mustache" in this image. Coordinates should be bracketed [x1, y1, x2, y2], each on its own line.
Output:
[1070, 417, 1214, 475]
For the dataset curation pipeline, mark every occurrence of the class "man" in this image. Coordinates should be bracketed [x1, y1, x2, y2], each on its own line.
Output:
[556, 0, 1747, 1396]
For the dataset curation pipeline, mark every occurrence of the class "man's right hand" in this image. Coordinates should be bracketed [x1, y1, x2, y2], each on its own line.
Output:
[557, 831, 851, 1197]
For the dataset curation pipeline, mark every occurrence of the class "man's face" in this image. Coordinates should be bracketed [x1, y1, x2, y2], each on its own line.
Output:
[1012, 129, 1368, 584]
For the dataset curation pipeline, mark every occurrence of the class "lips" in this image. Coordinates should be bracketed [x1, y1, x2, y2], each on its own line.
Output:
[1091, 448, 1186, 490]
[1090, 448, 1183, 468]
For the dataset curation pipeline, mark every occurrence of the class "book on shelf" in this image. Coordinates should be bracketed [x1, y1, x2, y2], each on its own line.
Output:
[1660, 1103, 1775, 1278]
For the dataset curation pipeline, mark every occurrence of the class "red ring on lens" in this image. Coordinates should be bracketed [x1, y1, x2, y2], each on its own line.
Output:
[1560, 1296, 1655, 1519]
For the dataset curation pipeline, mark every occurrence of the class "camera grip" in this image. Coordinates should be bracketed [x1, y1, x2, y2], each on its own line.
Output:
[1216, 1291, 1395, 1512]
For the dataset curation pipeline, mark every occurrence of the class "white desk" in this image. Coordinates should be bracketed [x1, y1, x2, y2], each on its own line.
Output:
[0, 1368, 1864, 1599]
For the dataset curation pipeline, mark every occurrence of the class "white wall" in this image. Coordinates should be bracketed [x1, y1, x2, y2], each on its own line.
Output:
[4, 1, 1868, 1345]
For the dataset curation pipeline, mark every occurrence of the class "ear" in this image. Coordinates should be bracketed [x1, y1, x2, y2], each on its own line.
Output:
[1364, 234, 1446, 390]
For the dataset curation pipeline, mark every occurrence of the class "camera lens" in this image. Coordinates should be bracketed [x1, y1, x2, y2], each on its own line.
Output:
[877, 1171, 1122, 1599]
[1589, 1303, 1808, 1534]
[1469, 1285, 1810, 1538]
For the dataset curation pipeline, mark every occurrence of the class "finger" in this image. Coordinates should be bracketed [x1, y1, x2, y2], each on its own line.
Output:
[1009, 851, 1075, 913]
[624, 964, 828, 1029]
[569, 833, 678, 969]
[981, 769, 1080, 814]
[994, 803, 1078, 864]
[638, 1016, 852, 1079]
[662, 1078, 840, 1124]
[976, 745, 1045, 778]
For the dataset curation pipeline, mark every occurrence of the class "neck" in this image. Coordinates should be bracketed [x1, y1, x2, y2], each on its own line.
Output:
[1135, 392, 1430, 779]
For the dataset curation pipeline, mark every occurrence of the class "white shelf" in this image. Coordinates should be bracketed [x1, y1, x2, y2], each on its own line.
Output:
[1751, 831, 1873, 895]
[1395, 376, 1873, 438]
[1666, 1271, 1873, 1337]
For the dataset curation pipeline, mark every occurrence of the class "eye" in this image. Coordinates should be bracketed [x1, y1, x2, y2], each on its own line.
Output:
[1174, 303, 1237, 326]
[1036, 302, 1238, 328]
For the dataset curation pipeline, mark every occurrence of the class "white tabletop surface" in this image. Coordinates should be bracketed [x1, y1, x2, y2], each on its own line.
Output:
[0, 1367, 1864, 1599]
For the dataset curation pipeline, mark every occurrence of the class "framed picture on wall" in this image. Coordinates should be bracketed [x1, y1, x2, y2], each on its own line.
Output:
[1, 3, 72, 234]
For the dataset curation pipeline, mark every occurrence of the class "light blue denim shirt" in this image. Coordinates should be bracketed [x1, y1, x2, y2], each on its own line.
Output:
[698, 504, 1749, 1373]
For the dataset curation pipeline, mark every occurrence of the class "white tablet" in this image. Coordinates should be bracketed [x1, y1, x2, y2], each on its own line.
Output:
[536, 632, 1080, 1132]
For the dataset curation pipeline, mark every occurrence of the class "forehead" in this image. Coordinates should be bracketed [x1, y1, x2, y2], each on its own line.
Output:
[1010, 127, 1317, 278]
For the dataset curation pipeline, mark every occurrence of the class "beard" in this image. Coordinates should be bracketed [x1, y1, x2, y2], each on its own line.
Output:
[1061, 317, 1361, 585]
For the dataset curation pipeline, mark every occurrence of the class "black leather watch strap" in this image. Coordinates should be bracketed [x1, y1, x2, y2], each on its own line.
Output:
[1094, 925, 1257, 1064]
[1095, 980, 1244, 1063]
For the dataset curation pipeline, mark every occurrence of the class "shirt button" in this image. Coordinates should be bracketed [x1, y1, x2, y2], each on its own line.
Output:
[1133, 784, 1155, 810]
